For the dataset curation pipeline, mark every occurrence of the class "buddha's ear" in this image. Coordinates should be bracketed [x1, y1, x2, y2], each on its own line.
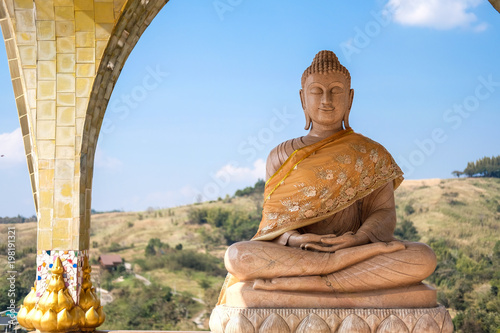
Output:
[299, 89, 305, 110]
[348, 88, 354, 110]
[300, 89, 312, 130]
[344, 89, 354, 129]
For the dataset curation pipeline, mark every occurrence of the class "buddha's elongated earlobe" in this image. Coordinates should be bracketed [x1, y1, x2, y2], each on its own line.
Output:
[300, 88, 312, 130]
[304, 112, 312, 130]
[343, 111, 350, 130]
[343, 88, 354, 129]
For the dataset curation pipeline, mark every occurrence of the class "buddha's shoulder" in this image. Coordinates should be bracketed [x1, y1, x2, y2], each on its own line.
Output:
[348, 132, 392, 152]
[268, 136, 310, 163]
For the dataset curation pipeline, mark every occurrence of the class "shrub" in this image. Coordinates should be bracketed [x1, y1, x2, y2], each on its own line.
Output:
[394, 219, 420, 242]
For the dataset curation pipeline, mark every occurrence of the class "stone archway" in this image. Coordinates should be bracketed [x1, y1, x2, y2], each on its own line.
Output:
[0, 1, 169, 330]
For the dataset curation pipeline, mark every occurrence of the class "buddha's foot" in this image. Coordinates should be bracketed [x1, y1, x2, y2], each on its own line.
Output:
[254, 276, 329, 292]
[364, 240, 406, 253]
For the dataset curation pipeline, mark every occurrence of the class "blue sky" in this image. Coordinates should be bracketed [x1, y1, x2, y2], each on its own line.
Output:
[1, 0, 499, 216]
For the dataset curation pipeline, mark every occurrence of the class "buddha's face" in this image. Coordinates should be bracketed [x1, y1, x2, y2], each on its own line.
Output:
[300, 71, 354, 130]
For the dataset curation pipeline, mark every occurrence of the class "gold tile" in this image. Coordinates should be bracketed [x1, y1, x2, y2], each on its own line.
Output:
[38, 140, 56, 159]
[38, 100, 57, 119]
[16, 32, 36, 45]
[27, 89, 36, 108]
[38, 60, 56, 80]
[56, 36, 75, 53]
[94, 3, 114, 23]
[56, 73, 75, 92]
[56, 106, 75, 125]
[75, 31, 94, 47]
[57, 92, 76, 106]
[37, 120, 56, 139]
[75, 10, 95, 32]
[39, 168, 55, 189]
[53, 218, 70, 237]
[56, 126, 75, 146]
[36, 21, 55, 40]
[56, 146, 74, 160]
[38, 40, 57, 60]
[15, 10, 36, 32]
[38, 229, 53, 250]
[74, 0, 93, 11]
[55, 159, 74, 179]
[54, 6, 74, 21]
[76, 117, 85, 134]
[76, 77, 93, 97]
[39, 190, 54, 208]
[56, 180, 73, 198]
[72, 235, 79, 251]
[76, 47, 94, 63]
[14, 0, 34, 9]
[55, 21, 75, 37]
[95, 23, 112, 39]
[95, 40, 106, 60]
[38, 81, 57, 100]
[76, 97, 89, 117]
[18, 45, 36, 66]
[76, 63, 95, 77]
[23, 68, 36, 89]
[38, 209, 53, 228]
[39, 159, 55, 170]
[52, 238, 71, 250]
[54, 0, 73, 6]
[56, 53, 75, 73]
[35, 0, 55, 20]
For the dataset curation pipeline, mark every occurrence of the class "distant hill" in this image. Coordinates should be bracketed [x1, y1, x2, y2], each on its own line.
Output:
[1, 177, 499, 332]
[395, 178, 500, 255]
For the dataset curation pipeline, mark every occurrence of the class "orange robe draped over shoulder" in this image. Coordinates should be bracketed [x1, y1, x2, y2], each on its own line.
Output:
[217, 129, 404, 305]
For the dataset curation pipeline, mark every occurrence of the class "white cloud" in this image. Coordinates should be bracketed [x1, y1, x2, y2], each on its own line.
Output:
[215, 159, 266, 184]
[97, 160, 267, 212]
[94, 147, 123, 170]
[0, 127, 25, 168]
[386, 0, 486, 31]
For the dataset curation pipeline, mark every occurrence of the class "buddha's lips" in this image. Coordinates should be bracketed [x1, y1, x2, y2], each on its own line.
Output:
[320, 108, 335, 112]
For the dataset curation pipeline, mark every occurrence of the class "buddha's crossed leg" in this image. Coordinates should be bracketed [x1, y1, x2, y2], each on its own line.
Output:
[225, 241, 436, 293]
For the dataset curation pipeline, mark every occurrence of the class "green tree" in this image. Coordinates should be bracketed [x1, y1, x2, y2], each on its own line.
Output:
[145, 243, 156, 256]
[394, 219, 420, 241]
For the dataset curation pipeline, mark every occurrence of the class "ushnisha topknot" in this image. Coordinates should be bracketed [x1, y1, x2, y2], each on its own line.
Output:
[301, 50, 351, 87]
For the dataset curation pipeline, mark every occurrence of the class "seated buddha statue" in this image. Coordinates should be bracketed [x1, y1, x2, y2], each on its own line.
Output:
[216, 50, 437, 308]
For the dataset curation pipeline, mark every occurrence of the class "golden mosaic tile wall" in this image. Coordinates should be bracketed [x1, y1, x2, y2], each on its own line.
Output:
[1, 0, 169, 330]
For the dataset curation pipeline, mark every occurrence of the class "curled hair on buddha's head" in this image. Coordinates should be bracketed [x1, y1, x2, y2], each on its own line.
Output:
[301, 50, 351, 88]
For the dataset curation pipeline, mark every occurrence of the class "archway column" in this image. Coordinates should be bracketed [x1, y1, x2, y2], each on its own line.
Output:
[0, 0, 169, 331]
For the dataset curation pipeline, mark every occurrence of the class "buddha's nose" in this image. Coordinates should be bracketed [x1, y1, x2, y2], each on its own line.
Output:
[322, 91, 333, 105]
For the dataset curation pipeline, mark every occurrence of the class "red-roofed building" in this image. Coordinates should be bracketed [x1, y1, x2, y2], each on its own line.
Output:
[98, 254, 123, 271]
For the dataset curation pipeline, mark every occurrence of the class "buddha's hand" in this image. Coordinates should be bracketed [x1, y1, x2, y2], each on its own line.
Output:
[287, 233, 337, 250]
[308, 231, 371, 252]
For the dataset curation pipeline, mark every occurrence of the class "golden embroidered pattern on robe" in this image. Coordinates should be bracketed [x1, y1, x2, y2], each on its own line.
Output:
[253, 129, 404, 241]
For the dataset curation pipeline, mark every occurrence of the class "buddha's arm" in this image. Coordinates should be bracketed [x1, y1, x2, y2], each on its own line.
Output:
[314, 181, 396, 252]
[357, 181, 397, 243]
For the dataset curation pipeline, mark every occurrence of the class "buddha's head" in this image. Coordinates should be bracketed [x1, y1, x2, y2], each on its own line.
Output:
[300, 50, 354, 131]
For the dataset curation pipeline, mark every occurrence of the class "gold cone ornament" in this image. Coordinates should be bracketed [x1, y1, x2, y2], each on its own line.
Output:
[78, 256, 105, 331]
[16, 282, 37, 330]
[17, 256, 84, 332]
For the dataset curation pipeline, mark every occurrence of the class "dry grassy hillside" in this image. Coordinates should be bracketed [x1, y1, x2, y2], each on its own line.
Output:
[395, 177, 500, 255]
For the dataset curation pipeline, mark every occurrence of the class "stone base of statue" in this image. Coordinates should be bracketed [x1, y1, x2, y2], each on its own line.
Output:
[209, 282, 453, 333]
